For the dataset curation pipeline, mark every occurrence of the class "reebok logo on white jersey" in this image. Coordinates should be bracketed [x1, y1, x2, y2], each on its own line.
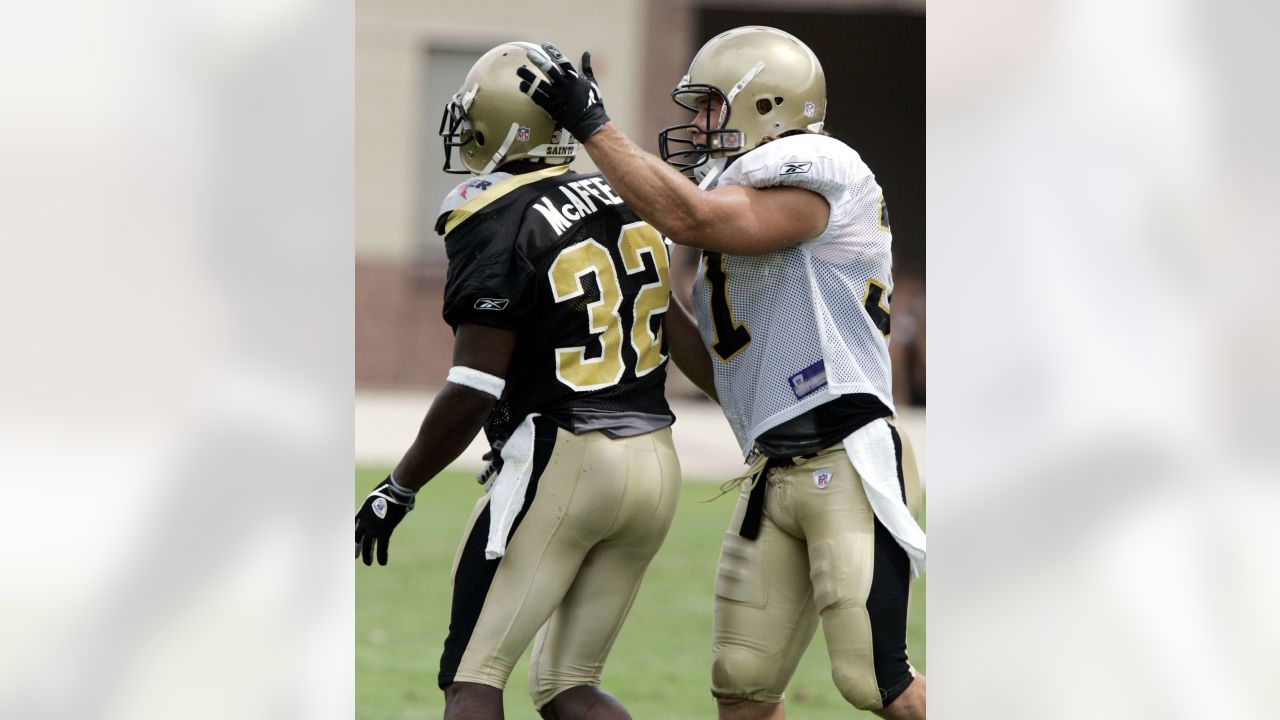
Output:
[780, 162, 812, 175]
[474, 298, 509, 310]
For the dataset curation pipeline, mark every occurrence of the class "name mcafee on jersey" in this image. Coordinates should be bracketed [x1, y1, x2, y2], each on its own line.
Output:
[530, 176, 626, 236]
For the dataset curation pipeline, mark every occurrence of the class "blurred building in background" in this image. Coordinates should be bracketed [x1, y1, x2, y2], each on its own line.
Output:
[356, 0, 924, 404]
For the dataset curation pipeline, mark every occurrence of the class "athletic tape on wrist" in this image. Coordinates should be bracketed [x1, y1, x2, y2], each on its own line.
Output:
[446, 366, 506, 399]
[387, 473, 416, 497]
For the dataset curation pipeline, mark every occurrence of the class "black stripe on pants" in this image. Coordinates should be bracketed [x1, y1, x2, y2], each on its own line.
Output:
[437, 416, 559, 689]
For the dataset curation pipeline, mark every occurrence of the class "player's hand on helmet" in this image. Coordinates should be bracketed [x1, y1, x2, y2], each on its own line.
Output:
[517, 43, 610, 141]
[355, 475, 417, 566]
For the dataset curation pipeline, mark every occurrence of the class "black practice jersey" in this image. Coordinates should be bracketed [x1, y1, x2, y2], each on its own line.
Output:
[438, 165, 675, 445]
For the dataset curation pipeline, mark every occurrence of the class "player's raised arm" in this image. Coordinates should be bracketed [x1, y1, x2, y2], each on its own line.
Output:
[525, 28, 926, 719]
[517, 44, 828, 255]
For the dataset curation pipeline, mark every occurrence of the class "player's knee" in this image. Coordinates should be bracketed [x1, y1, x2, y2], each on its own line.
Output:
[711, 647, 782, 702]
[530, 677, 601, 716]
[532, 685, 563, 718]
[537, 685, 630, 720]
[443, 681, 505, 717]
[831, 660, 883, 710]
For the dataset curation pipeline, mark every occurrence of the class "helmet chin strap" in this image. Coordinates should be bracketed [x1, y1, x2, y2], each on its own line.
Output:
[460, 83, 479, 111]
[482, 122, 522, 174]
[695, 157, 725, 188]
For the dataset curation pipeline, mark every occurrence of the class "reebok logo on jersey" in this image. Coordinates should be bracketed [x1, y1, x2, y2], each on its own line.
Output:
[780, 162, 812, 176]
[474, 298, 510, 310]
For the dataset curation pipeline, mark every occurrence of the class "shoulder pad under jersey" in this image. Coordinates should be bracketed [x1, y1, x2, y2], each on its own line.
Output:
[719, 134, 871, 206]
[435, 172, 513, 235]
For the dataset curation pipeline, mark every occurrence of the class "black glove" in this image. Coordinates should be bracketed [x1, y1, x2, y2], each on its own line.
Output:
[476, 442, 504, 488]
[355, 475, 416, 566]
[517, 43, 610, 141]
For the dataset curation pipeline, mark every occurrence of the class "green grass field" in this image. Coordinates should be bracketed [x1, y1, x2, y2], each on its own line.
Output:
[357, 467, 924, 719]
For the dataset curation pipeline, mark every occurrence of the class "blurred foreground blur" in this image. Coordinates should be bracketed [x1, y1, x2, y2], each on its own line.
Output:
[0, 2, 353, 718]
[930, 0, 1280, 717]
[0, 0, 1277, 718]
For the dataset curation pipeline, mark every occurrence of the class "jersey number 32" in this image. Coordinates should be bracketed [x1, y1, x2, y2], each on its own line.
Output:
[547, 222, 670, 392]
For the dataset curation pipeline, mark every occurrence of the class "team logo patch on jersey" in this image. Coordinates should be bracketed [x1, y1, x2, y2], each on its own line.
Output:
[780, 161, 812, 176]
[516, 126, 531, 141]
[788, 359, 828, 399]
[813, 469, 833, 490]
[474, 298, 510, 310]
[458, 178, 493, 199]
[372, 497, 388, 519]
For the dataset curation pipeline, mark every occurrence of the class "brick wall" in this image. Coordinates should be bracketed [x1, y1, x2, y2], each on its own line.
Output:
[356, 259, 454, 389]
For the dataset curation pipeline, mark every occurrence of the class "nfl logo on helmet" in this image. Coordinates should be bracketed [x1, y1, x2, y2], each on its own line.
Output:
[516, 126, 531, 141]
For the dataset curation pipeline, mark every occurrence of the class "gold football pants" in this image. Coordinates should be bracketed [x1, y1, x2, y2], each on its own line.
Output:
[711, 419, 922, 709]
[439, 418, 681, 709]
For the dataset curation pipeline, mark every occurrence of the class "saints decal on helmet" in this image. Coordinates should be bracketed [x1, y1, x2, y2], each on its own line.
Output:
[659, 26, 827, 184]
[440, 42, 578, 174]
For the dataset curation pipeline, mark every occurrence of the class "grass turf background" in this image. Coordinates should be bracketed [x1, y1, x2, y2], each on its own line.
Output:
[356, 467, 924, 718]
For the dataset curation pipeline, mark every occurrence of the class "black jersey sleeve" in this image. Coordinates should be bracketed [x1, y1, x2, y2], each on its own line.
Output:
[441, 203, 536, 331]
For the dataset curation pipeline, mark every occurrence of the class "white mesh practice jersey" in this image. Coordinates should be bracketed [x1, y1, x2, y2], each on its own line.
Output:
[691, 133, 896, 455]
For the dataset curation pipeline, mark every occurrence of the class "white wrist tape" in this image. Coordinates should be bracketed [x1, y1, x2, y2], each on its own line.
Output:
[387, 473, 417, 497]
[446, 366, 506, 399]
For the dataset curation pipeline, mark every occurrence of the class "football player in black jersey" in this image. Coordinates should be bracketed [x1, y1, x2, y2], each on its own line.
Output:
[355, 43, 681, 720]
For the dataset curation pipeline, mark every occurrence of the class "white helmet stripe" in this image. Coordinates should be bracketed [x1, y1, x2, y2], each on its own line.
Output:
[725, 61, 765, 104]
[512, 41, 556, 76]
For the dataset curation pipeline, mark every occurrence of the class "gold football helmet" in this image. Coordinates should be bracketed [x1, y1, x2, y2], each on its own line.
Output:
[659, 26, 827, 183]
[440, 42, 577, 174]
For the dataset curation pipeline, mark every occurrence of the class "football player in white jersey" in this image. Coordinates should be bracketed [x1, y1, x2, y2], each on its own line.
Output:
[519, 27, 926, 720]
